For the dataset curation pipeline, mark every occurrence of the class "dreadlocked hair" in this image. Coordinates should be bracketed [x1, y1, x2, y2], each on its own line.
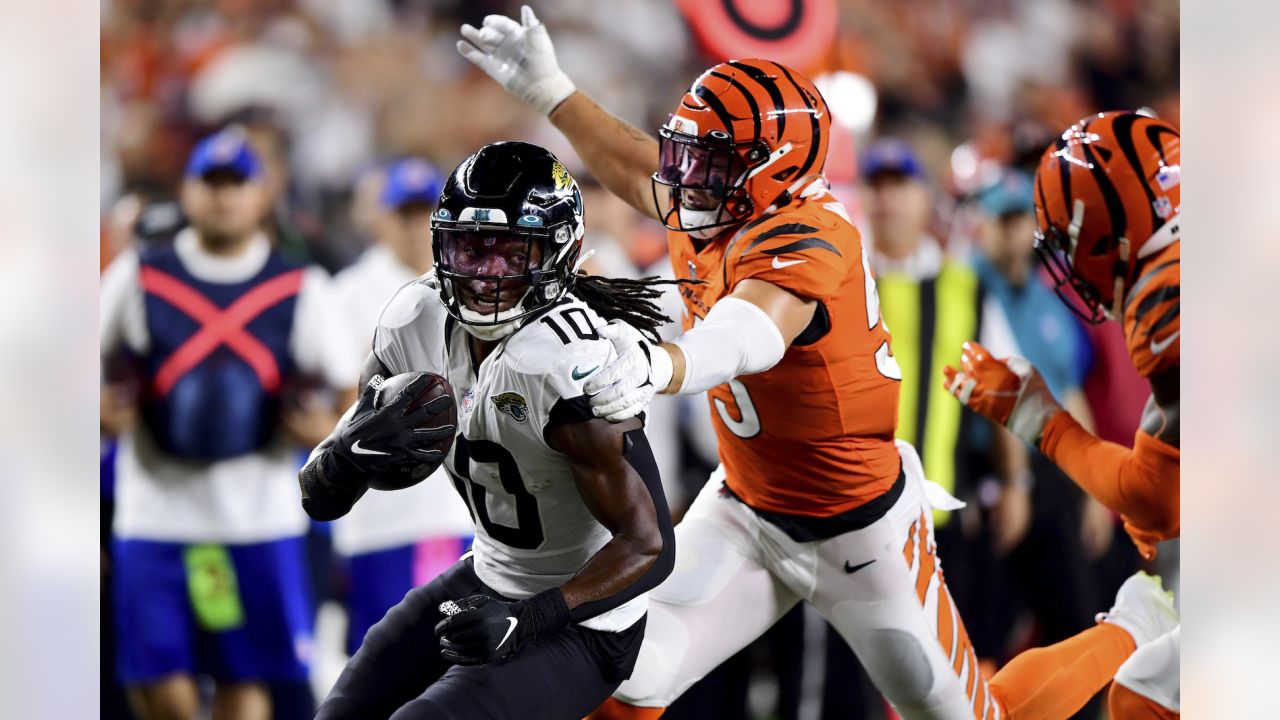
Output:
[571, 272, 702, 344]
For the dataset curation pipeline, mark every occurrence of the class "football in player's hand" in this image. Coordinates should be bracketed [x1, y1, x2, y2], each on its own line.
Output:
[367, 371, 457, 490]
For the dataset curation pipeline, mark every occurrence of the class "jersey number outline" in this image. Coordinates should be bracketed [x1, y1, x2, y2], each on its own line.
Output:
[860, 240, 903, 380]
[713, 378, 761, 439]
[540, 307, 599, 345]
[449, 435, 545, 550]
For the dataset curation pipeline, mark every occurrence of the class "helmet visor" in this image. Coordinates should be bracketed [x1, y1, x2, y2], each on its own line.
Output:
[655, 132, 749, 207]
[436, 229, 542, 315]
[652, 124, 753, 235]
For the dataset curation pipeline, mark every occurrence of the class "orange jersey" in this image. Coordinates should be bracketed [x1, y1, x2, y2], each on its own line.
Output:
[1123, 240, 1180, 378]
[670, 180, 901, 517]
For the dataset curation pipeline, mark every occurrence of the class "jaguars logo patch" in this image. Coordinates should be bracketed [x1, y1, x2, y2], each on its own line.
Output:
[551, 161, 572, 190]
[491, 392, 529, 423]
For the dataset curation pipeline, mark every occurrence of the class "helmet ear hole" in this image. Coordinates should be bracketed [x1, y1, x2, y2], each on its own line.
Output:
[1089, 236, 1112, 257]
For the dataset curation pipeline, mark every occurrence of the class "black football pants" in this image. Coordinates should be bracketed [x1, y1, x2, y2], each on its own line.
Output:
[315, 556, 645, 720]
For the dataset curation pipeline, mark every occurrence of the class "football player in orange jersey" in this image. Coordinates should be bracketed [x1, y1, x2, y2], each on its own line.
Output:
[943, 111, 1181, 718]
[459, 9, 1177, 719]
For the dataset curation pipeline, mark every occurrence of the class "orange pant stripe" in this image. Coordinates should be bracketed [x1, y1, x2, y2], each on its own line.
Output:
[903, 518, 918, 567]
[914, 520, 935, 603]
[937, 577, 957, 662]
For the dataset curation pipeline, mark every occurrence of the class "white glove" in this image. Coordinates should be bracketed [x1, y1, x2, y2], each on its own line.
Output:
[583, 320, 674, 422]
[456, 5, 576, 116]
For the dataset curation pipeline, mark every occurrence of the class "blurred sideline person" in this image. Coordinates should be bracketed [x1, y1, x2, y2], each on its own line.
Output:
[944, 112, 1181, 718]
[302, 142, 677, 719]
[330, 157, 474, 656]
[860, 139, 1028, 552]
[100, 128, 358, 720]
[460, 10, 1176, 720]
[970, 170, 1114, 718]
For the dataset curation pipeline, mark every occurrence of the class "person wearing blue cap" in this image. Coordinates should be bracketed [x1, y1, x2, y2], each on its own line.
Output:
[178, 127, 267, 249]
[329, 157, 474, 660]
[376, 157, 445, 275]
[859, 137, 934, 267]
[101, 127, 359, 720]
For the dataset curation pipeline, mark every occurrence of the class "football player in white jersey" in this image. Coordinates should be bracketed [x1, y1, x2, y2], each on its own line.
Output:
[300, 141, 682, 719]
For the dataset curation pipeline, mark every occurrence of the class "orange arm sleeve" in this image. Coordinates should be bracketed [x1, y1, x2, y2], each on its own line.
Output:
[1039, 410, 1180, 539]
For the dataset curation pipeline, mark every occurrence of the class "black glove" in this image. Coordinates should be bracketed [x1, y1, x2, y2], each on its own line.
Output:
[299, 375, 454, 521]
[433, 589, 571, 665]
[338, 374, 455, 473]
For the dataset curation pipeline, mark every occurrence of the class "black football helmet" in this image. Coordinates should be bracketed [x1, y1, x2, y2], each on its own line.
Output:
[432, 141, 585, 339]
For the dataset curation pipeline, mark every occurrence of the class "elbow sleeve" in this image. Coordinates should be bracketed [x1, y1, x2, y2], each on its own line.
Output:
[671, 297, 787, 395]
[298, 448, 367, 522]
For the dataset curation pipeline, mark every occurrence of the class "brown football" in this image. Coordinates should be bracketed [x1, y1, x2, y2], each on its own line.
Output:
[368, 371, 457, 490]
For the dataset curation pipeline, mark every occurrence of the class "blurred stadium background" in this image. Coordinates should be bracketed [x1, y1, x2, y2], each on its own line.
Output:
[100, 1, 1179, 718]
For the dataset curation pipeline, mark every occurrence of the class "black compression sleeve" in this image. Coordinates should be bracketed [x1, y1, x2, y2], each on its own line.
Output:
[567, 427, 675, 623]
[298, 447, 368, 521]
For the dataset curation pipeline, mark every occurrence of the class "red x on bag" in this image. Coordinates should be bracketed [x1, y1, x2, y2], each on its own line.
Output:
[140, 266, 305, 396]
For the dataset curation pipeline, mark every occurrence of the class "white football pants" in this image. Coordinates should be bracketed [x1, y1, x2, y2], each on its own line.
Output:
[614, 440, 1002, 719]
[1114, 624, 1180, 713]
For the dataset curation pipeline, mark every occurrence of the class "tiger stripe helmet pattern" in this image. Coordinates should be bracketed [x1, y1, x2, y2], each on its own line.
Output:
[1032, 111, 1180, 323]
[652, 58, 832, 237]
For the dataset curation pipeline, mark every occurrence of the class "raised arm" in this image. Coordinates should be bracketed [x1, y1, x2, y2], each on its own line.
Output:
[1038, 369, 1180, 551]
[456, 5, 659, 218]
[551, 93, 659, 218]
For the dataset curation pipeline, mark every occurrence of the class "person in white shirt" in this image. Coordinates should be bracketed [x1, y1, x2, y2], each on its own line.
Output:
[330, 157, 474, 657]
[100, 128, 358, 720]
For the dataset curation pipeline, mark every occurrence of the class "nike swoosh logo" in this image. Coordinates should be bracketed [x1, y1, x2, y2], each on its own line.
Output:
[351, 440, 390, 456]
[571, 365, 599, 380]
[1149, 329, 1180, 355]
[497, 616, 518, 650]
[844, 559, 876, 574]
[772, 257, 808, 269]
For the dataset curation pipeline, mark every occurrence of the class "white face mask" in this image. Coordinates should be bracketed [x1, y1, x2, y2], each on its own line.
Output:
[457, 305, 521, 340]
[679, 206, 724, 240]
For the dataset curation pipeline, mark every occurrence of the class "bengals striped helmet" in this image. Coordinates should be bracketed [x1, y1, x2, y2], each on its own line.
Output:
[1032, 111, 1180, 323]
[652, 59, 831, 238]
